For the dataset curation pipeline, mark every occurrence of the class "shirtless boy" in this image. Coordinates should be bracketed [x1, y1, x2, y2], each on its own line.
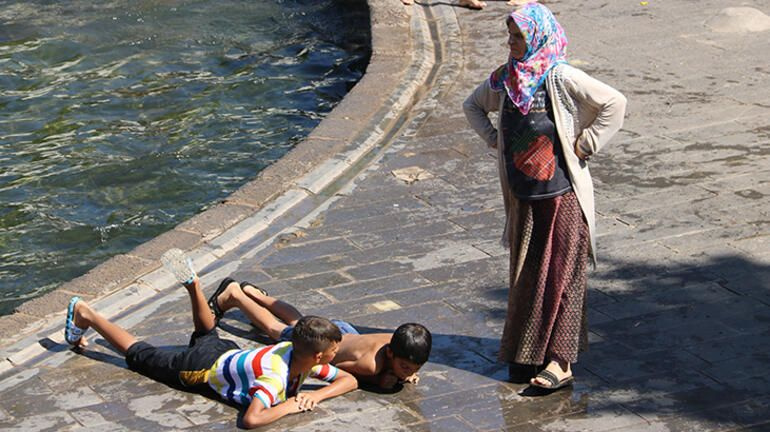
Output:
[210, 278, 432, 390]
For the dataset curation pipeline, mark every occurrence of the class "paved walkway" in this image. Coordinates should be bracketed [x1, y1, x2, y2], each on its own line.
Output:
[1, 0, 769, 430]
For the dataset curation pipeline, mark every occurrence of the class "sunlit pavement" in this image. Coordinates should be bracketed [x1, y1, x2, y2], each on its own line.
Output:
[1, 1, 769, 430]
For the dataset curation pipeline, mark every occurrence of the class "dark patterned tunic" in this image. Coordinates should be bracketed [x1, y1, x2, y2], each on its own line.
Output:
[501, 86, 572, 200]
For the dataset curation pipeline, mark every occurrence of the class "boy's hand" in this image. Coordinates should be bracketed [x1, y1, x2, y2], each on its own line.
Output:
[402, 373, 420, 384]
[287, 398, 305, 413]
[295, 392, 321, 411]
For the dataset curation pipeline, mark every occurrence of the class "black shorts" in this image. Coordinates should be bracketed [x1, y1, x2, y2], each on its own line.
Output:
[125, 328, 240, 388]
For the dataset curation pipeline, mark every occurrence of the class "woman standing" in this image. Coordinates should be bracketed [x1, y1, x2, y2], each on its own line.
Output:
[463, 3, 626, 389]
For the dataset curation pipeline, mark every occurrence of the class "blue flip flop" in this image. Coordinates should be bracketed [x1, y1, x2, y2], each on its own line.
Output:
[64, 296, 86, 345]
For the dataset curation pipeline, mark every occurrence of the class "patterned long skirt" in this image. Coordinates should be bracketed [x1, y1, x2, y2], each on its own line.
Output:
[499, 191, 589, 365]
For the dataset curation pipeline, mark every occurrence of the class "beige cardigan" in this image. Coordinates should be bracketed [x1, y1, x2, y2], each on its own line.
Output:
[463, 63, 627, 265]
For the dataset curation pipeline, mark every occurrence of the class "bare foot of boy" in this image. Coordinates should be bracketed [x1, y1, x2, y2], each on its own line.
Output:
[458, 0, 486, 9]
[241, 282, 268, 300]
[214, 280, 243, 313]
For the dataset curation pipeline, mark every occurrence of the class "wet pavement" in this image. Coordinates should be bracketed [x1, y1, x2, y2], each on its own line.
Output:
[1, 0, 769, 430]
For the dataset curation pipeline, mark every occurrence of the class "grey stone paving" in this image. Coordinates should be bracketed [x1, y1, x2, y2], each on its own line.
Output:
[1, 0, 769, 430]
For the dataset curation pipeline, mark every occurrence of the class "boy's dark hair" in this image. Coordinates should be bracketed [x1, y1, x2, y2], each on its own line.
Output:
[291, 315, 342, 356]
[389, 323, 431, 365]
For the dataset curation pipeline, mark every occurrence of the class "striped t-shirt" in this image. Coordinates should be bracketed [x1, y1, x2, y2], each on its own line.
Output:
[207, 341, 339, 408]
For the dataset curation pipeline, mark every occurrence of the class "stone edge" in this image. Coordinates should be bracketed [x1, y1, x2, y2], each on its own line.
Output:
[0, 0, 422, 360]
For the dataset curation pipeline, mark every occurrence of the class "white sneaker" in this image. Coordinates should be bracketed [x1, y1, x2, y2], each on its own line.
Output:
[161, 248, 196, 285]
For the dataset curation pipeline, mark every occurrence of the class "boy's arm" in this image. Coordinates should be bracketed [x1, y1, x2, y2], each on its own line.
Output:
[297, 368, 358, 410]
[334, 358, 380, 378]
[241, 398, 301, 429]
[336, 359, 400, 389]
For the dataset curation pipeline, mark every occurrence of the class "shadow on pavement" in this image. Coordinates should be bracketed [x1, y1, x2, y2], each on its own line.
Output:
[30, 253, 769, 430]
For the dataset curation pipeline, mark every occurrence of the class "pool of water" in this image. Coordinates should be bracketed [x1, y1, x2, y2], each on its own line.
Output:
[0, 0, 370, 315]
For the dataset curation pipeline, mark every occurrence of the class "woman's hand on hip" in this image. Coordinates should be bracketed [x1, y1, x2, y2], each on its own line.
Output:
[574, 144, 589, 160]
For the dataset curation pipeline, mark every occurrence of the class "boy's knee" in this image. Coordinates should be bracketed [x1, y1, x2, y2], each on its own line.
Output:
[229, 284, 249, 304]
[124, 341, 155, 372]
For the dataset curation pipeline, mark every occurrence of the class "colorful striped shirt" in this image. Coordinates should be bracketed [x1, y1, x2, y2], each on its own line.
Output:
[207, 341, 339, 408]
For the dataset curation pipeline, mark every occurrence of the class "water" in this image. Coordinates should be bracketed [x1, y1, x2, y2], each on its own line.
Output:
[0, 0, 370, 316]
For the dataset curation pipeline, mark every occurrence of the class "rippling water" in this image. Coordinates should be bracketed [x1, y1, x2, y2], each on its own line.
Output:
[0, 0, 370, 315]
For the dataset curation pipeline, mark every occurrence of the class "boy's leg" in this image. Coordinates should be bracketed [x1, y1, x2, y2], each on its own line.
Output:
[71, 300, 137, 354]
[74, 298, 209, 387]
[183, 278, 217, 333]
[216, 282, 293, 340]
[240, 283, 303, 326]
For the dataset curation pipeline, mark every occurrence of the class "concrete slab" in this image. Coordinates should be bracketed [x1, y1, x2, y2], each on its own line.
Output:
[2, 0, 770, 430]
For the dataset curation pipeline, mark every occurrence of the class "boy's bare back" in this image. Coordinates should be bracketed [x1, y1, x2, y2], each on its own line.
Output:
[333, 333, 391, 377]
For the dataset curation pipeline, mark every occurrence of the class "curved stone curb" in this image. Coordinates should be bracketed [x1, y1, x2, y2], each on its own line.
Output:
[0, 0, 439, 372]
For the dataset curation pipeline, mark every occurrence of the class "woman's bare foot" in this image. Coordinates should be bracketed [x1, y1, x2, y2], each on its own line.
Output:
[459, 0, 486, 10]
[531, 360, 573, 388]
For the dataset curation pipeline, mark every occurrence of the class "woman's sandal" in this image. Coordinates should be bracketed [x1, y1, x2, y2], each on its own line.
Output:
[207, 277, 236, 322]
[240, 281, 268, 297]
[530, 369, 574, 390]
[64, 296, 86, 346]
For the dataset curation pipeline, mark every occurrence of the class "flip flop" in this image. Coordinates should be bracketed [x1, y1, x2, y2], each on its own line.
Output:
[240, 281, 268, 297]
[530, 369, 574, 390]
[64, 296, 86, 345]
[207, 277, 236, 322]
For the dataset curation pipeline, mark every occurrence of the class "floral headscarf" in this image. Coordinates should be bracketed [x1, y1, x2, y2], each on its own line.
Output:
[489, 3, 568, 115]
